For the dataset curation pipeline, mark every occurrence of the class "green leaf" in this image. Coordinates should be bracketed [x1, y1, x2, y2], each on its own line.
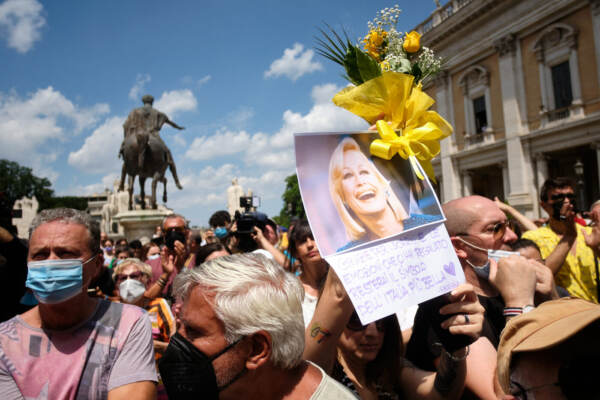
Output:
[411, 63, 422, 83]
[343, 45, 363, 85]
[355, 48, 382, 83]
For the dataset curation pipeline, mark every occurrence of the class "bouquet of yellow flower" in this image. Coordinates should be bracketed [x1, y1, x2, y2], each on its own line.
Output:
[315, 5, 450, 182]
[315, 5, 441, 86]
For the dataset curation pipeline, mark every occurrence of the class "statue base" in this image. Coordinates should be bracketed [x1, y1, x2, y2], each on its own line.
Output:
[112, 209, 173, 242]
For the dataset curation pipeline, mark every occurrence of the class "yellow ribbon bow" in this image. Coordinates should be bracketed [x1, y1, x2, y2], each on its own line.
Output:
[332, 72, 453, 182]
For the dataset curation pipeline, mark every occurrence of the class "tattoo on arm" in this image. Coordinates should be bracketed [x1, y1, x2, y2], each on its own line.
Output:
[433, 352, 458, 395]
[310, 323, 332, 343]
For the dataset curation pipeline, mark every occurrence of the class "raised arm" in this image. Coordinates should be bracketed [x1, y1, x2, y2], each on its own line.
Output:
[165, 119, 184, 130]
[494, 197, 537, 232]
[302, 268, 354, 373]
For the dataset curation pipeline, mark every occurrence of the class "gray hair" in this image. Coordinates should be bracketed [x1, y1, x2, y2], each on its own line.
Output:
[29, 208, 101, 254]
[173, 253, 305, 370]
[161, 213, 189, 230]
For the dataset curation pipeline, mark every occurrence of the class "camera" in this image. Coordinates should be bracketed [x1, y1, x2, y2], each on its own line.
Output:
[234, 211, 268, 253]
[239, 195, 260, 210]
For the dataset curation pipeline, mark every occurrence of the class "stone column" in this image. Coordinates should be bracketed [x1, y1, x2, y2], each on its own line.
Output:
[462, 171, 473, 197]
[501, 162, 510, 200]
[435, 70, 461, 201]
[591, 0, 600, 92]
[495, 34, 534, 213]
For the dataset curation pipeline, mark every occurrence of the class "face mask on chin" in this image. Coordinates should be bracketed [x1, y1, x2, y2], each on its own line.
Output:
[159, 332, 245, 399]
[457, 237, 519, 280]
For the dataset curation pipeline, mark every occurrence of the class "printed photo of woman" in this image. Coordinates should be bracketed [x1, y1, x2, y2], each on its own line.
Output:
[295, 132, 444, 257]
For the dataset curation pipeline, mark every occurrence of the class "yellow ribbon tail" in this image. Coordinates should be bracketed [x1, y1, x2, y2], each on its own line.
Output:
[409, 156, 425, 180]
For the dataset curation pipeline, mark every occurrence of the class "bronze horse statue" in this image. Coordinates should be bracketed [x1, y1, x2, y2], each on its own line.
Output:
[118, 94, 184, 210]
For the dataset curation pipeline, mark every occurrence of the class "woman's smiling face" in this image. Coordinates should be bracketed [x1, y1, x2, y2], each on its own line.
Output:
[341, 149, 386, 217]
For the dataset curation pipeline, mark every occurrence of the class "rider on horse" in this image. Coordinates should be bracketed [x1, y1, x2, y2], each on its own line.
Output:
[119, 94, 184, 190]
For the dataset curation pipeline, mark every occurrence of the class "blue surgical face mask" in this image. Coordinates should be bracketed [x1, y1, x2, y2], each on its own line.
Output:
[26, 256, 96, 304]
[214, 227, 228, 239]
[457, 237, 519, 280]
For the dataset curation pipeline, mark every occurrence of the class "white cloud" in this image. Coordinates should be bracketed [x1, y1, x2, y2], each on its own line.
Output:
[0, 0, 45, 53]
[128, 73, 151, 101]
[154, 89, 197, 116]
[185, 129, 253, 161]
[185, 83, 366, 170]
[264, 43, 323, 81]
[197, 75, 211, 87]
[168, 164, 237, 210]
[67, 116, 124, 174]
[0, 86, 109, 176]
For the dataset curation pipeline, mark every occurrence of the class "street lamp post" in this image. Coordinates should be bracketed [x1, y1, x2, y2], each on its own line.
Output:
[574, 159, 586, 211]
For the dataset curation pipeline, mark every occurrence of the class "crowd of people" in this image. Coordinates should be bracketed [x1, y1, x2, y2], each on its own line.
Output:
[1, 176, 600, 399]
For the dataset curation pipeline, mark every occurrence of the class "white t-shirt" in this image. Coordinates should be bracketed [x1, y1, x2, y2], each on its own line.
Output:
[302, 292, 318, 328]
[309, 361, 358, 399]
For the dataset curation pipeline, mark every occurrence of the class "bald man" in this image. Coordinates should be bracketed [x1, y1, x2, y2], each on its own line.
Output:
[406, 196, 557, 399]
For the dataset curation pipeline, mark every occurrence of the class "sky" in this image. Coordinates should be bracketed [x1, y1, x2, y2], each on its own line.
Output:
[0, 0, 440, 227]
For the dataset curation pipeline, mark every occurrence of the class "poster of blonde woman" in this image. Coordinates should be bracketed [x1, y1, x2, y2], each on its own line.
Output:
[295, 132, 444, 257]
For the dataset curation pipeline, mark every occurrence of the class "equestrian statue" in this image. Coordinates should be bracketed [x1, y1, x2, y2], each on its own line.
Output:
[118, 94, 184, 210]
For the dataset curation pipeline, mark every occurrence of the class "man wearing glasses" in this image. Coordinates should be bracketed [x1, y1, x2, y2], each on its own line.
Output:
[407, 195, 552, 399]
[523, 177, 599, 303]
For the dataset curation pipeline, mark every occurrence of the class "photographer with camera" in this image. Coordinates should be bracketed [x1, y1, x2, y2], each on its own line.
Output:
[232, 196, 287, 266]
[523, 177, 599, 303]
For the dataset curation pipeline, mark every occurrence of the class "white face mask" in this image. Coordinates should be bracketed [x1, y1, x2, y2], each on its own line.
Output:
[457, 237, 519, 280]
[147, 254, 160, 260]
[119, 279, 146, 304]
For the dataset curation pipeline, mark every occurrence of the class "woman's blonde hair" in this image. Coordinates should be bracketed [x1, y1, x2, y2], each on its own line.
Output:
[328, 137, 407, 241]
[112, 258, 153, 281]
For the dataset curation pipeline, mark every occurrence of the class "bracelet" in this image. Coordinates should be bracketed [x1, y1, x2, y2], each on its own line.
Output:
[433, 342, 470, 362]
[503, 305, 535, 317]
[446, 345, 469, 362]
[156, 278, 166, 288]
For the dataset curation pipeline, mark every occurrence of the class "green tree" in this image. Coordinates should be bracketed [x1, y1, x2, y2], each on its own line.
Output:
[275, 174, 305, 227]
[43, 196, 88, 211]
[0, 159, 54, 213]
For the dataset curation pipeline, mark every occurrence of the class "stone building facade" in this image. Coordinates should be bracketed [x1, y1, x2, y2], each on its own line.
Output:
[417, 0, 600, 216]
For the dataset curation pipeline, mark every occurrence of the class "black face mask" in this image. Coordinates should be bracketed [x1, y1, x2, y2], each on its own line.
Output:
[159, 332, 243, 400]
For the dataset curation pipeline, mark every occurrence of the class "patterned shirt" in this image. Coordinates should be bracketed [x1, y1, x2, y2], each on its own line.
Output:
[523, 226, 597, 302]
[146, 297, 175, 360]
[0, 300, 157, 399]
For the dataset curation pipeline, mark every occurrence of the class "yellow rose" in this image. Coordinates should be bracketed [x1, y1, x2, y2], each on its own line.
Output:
[363, 29, 387, 60]
[403, 31, 421, 53]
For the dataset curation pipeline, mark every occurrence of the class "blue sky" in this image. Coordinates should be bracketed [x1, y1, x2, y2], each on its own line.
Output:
[0, 0, 440, 227]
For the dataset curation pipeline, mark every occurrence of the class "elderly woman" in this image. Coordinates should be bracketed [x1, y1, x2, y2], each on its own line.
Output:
[329, 137, 440, 251]
[113, 258, 175, 357]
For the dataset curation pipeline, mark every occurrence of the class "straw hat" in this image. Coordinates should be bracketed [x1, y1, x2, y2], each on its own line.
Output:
[497, 297, 600, 393]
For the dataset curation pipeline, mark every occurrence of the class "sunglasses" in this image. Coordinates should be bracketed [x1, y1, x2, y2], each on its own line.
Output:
[550, 193, 576, 202]
[346, 312, 386, 332]
[115, 271, 143, 283]
[165, 227, 186, 234]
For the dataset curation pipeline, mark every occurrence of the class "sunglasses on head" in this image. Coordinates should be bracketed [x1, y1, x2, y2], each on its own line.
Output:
[115, 271, 143, 283]
[346, 312, 386, 332]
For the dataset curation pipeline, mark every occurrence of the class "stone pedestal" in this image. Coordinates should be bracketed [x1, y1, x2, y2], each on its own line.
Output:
[112, 209, 173, 241]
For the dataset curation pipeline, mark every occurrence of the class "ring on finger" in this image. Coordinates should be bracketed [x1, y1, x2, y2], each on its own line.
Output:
[464, 314, 470, 324]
